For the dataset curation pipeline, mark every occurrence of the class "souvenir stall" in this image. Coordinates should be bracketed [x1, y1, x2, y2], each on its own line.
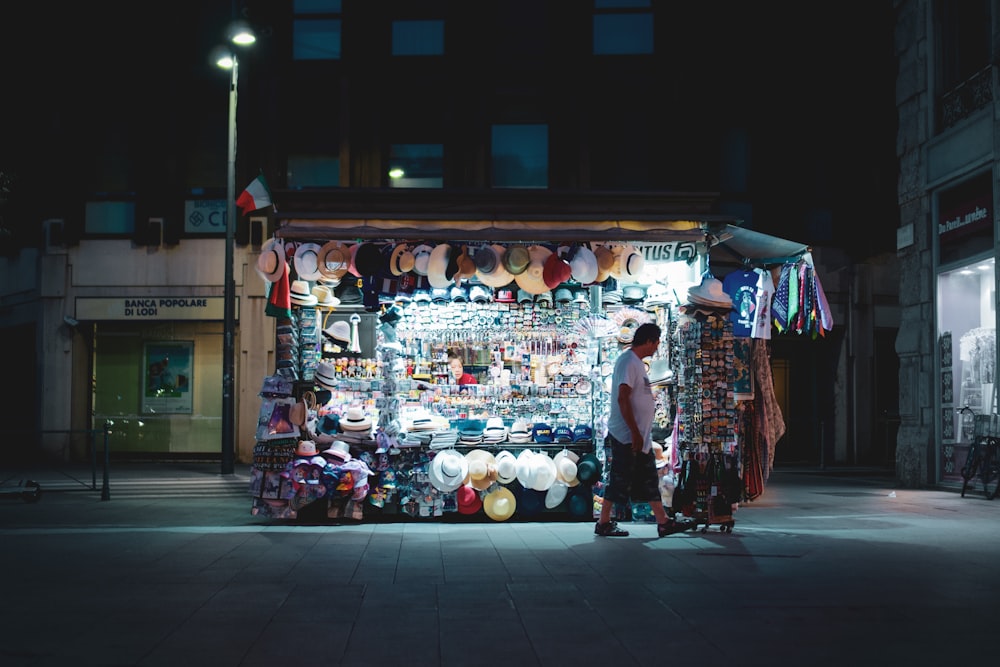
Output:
[246, 209, 822, 523]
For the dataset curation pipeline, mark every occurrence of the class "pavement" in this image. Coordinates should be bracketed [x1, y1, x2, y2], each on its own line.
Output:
[1, 462, 998, 666]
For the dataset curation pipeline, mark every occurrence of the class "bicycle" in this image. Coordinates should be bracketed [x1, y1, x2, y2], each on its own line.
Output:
[958, 406, 1000, 499]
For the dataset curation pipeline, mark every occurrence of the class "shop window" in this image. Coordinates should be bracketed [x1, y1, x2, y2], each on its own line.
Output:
[392, 20, 444, 56]
[937, 257, 996, 479]
[287, 155, 341, 189]
[84, 201, 135, 235]
[593, 0, 653, 55]
[388, 144, 443, 188]
[491, 124, 548, 189]
[293, 0, 342, 60]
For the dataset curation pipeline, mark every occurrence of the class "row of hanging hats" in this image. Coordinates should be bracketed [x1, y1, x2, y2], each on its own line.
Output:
[258, 238, 648, 296]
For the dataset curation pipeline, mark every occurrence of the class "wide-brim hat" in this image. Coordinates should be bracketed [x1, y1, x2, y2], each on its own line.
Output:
[545, 482, 568, 509]
[411, 244, 434, 276]
[317, 241, 351, 281]
[341, 407, 372, 431]
[256, 238, 286, 283]
[389, 244, 415, 276]
[614, 244, 645, 283]
[502, 245, 531, 276]
[514, 245, 552, 296]
[429, 449, 469, 493]
[456, 484, 483, 515]
[426, 243, 455, 289]
[464, 449, 498, 491]
[553, 449, 580, 487]
[483, 486, 516, 521]
[293, 242, 323, 281]
[594, 246, 616, 283]
[542, 249, 572, 290]
[473, 245, 499, 276]
[515, 449, 537, 488]
[353, 242, 384, 277]
[528, 451, 557, 491]
[495, 450, 518, 484]
[686, 274, 733, 308]
[569, 245, 599, 285]
[478, 245, 515, 287]
[576, 452, 603, 485]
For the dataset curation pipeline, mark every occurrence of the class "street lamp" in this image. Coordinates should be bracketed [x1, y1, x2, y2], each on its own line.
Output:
[213, 20, 255, 476]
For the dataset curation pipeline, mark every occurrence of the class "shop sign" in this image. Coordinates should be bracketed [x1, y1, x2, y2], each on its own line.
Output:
[74, 297, 234, 321]
[634, 241, 701, 263]
[184, 199, 227, 234]
[938, 193, 992, 244]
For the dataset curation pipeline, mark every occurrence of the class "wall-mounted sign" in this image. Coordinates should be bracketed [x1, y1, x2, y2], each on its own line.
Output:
[74, 297, 236, 321]
[184, 199, 227, 234]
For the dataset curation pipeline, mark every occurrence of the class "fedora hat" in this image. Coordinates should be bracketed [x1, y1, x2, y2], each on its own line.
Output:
[411, 244, 434, 276]
[317, 241, 351, 281]
[501, 245, 531, 276]
[542, 248, 572, 290]
[593, 246, 616, 283]
[456, 484, 483, 515]
[483, 486, 516, 521]
[353, 242, 384, 277]
[314, 361, 338, 390]
[426, 243, 455, 289]
[340, 406, 372, 431]
[321, 440, 351, 463]
[514, 245, 552, 296]
[473, 245, 499, 275]
[464, 449, 498, 491]
[256, 238, 286, 283]
[478, 244, 515, 288]
[615, 244, 645, 283]
[429, 449, 469, 493]
[293, 242, 323, 281]
[494, 450, 518, 485]
[311, 284, 340, 309]
[290, 280, 318, 306]
[569, 245, 599, 285]
[553, 449, 580, 487]
[389, 244, 415, 276]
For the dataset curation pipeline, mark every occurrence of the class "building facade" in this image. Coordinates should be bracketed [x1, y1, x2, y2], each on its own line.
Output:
[0, 1, 899, 471]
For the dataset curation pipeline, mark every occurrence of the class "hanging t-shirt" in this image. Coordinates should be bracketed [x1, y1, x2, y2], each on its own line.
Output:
[750, 268, 775, 340]
[722, 269, 758, 337]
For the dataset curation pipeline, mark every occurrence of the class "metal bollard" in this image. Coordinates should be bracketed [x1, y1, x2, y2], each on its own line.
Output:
[101, 422, 111, 501]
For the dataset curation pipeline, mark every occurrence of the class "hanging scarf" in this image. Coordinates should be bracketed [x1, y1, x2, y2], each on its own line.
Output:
[265, 261, 292, 319]
[772, 264, 791, 332]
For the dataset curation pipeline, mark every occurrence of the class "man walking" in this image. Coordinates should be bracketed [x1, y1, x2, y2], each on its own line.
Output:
[595, 322, 695, 537]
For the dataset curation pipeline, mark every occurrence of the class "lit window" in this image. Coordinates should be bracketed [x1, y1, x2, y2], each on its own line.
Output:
[392, 20, 445, 56]
[388, 144, 443, 188]
[491, 124, 548, 189]
[593, 0, 653, 55]
[287, 155, 340, 188]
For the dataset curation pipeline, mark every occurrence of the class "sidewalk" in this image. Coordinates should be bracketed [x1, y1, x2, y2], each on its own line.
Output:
[1, 465, 998, 666]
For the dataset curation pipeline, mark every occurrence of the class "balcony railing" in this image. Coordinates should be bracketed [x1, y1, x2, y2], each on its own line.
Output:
[938, 64, 994, 131]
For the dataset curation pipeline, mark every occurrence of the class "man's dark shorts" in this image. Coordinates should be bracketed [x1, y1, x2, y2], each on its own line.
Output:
[603, 434, 660, 504]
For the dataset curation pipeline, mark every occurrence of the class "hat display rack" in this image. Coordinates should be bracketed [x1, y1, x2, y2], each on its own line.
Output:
[252, 235, 712, 523]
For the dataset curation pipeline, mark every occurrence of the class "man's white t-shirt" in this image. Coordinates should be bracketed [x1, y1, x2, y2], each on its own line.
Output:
[607, 350, 655, 454]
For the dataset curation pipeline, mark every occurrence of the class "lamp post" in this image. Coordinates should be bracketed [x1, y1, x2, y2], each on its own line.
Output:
[214, 21, 255, 476]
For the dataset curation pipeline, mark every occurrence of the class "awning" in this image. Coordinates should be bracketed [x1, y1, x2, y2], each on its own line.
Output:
[271, 189, 810, 265]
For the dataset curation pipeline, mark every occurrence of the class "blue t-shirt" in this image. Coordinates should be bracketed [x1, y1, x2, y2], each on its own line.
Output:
[723, 269, 758, 337]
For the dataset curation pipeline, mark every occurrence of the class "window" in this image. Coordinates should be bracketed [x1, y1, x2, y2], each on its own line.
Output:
[294, 0, 342, 60]
[287, 155, 341, 189]
[84, 201, 134, 235]
[593, 0, 653, 55]
[491, 124, 548, 189]
[388, 144, 443, 188]
[392, 20, 444, 56]
[936, 0, 991, 91]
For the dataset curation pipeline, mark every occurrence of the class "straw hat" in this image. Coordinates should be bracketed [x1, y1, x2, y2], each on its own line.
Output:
[340, 406, 372, 432]
[321, 440, 352, 464]
[389, 243, 416, 276]
[483, 486, 516, 521]
[429, 449, 469, 493]
[317, 241, 351, 281]
[527, 451, 557, 491]
[411, 244, 434, 276]
[569, 245, 599, 285]
[593, 246, 616, 283]
[614, 244, 645, 283]
[514, 245, 553, 296]
[256, 238, 286, 283]
[494, 450, 518, 485]
[464, 449, 498, 491]
[426, 243, 455, 289]
[553, 449, 580, 487]
[311, 284, 340, 309]
[290, 280, 318, 306]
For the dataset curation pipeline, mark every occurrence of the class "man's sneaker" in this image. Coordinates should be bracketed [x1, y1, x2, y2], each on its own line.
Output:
[595, 520, 629, 537]
[657, 517, 696, 537]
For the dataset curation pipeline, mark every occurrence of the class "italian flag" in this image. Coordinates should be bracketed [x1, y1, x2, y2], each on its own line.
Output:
[236, 174, 273, 215]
